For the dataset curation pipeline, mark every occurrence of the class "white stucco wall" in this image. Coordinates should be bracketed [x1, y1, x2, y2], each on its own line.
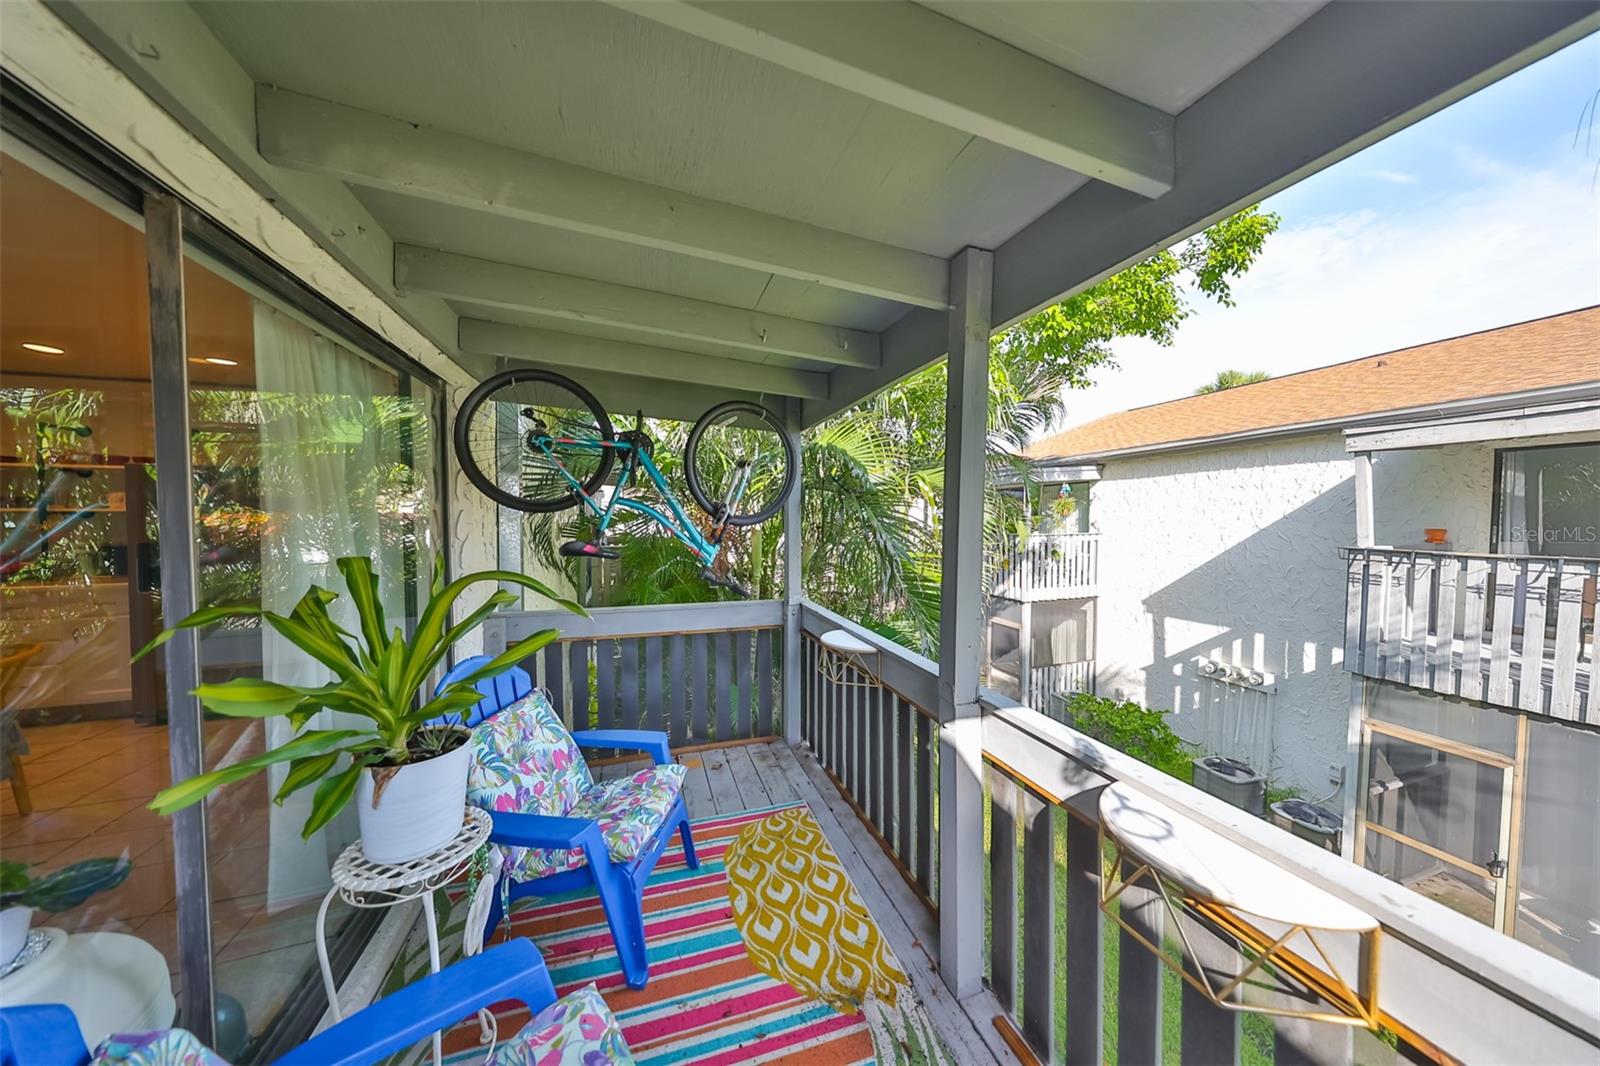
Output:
[1090, 432, 1355, 796]
[1371, 443, 1495, 552]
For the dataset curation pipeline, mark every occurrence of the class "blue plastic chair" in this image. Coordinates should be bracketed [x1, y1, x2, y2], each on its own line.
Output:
[432, 655, 699, 989]
[0, 938, 569, 1066]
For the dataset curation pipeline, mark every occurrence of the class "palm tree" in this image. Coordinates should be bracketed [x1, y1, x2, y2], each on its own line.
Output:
[1195, 369, 1270, 394]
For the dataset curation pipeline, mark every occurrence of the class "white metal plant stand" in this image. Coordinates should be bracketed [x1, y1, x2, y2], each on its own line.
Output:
[315, 806, 491, 1066]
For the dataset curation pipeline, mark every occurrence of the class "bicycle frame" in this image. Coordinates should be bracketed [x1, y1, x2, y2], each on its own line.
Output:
[532, 433, 748, 567]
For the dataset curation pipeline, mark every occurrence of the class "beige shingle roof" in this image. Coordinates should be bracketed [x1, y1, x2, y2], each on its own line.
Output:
[1026, 307, 1600, 462]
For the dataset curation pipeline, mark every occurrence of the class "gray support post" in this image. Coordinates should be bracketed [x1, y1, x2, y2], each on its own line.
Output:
[937, 246, 993, 999]
[782, 397, 804, 745]
[1353, 451, 1375, 548]
[146, 194, 215, 1045]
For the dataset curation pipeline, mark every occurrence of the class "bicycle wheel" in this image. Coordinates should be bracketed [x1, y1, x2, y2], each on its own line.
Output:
[454, 369, 615, 513]
[683, 401, 796, 527]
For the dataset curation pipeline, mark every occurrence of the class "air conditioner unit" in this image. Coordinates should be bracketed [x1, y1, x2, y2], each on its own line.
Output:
[1270, 798, 1343, 853]
[1192, 755, 1265, 816]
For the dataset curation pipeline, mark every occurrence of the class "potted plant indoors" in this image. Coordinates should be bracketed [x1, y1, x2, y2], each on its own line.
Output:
[138, 557, 582, 863]
[0, 856, 132, 963]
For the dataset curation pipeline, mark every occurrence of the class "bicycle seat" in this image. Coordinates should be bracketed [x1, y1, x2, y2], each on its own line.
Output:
[560, 539, 619, 560]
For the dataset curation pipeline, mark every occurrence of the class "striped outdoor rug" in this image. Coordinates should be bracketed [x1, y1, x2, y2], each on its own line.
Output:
[390, 802, 949, 1065]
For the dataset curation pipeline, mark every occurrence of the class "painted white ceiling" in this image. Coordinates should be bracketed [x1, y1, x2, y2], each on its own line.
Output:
[919, 1, 1325, 113]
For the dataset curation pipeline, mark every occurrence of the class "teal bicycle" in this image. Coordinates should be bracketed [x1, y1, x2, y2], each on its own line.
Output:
[454, 369, 796, 596]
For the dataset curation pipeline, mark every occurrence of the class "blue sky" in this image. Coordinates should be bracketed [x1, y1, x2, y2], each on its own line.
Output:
[1052, 30, 1600, 431]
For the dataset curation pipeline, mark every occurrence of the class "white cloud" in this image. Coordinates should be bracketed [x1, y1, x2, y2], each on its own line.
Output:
[1044, 161, 1600, 433]
[1365, 169, 1421, 185]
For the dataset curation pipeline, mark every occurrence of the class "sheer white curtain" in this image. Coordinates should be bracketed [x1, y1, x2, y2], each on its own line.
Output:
[254, 300, 402, 908]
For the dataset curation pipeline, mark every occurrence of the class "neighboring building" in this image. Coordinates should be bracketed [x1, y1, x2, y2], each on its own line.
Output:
[1005, 307, 1600, 974]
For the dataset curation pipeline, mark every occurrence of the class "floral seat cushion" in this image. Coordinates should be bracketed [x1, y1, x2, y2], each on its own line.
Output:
[90, 985, 633, 1066]
[467, 690, 594, 819]
[466, 690, 686, 883]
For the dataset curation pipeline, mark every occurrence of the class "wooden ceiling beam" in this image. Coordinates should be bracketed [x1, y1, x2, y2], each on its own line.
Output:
[257, 86, 948, 310]
[458, 319, 829, 400]
[610, 0, 1175, 197]
[397, 245, 879, 369]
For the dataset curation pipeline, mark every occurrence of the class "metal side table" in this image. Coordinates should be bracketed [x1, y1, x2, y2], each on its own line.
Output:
[315, 806, 491, 1066]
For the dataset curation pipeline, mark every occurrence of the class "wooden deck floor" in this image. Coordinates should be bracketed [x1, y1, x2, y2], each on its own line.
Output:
[600, 739, 1016, 1064]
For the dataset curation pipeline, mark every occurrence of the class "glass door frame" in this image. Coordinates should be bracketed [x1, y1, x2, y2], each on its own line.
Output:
[1354, 707, 1531, 936]
[3, 73, 450, 1050]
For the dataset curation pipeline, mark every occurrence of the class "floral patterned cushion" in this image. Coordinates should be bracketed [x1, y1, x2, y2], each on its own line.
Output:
[501, 764, 688, 883]
[491, 983, 633, 1066]
[93, 1030, 229, 1066]
[467, 689, 593, 820]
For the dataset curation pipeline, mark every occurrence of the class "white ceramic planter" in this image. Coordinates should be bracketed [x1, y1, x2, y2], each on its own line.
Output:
[0, 906, 34, 965]
[355, 733, 472, 864]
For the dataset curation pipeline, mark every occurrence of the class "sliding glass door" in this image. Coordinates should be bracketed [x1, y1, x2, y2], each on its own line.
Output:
[1, 87, 445, 1061]
[182, 246, 439, 1055]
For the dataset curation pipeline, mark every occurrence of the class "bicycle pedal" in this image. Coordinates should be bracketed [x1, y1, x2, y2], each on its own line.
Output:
[560, 540, 619, 560]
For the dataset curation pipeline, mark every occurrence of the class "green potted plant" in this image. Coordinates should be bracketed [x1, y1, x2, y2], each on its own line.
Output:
[1, 856, 132, 963]
[138, 556, 582, 863]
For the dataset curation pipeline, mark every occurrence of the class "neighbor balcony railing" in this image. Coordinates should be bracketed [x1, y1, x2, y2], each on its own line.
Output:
[992, 531, 1099, 601]
[1341, 547, 1597, 723]
[796, 605, 1600, 1065]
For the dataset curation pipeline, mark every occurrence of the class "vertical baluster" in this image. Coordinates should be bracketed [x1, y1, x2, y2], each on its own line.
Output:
[896, 698, 913, 863]
[690, 632, 711, 743]
[1382, 555, 1408, 682]
[1550, 562, 1587, 723]
[735, 629, 755, 738]
[542, 643, 565, 714]
[1064, 811, 1103, 1066]
[714, 629, 734, 741]
[1177, 910, 1241, 1066]
[1518, 560, 1551, 714]
[618, 637, 640, 729]
[667, 634, 688, 748]
[1408, 554, 1432, 688]
[989, 770, 1018, 1014]
[1460, 558, 1490, 701]
[567, 640, 591, 730]
[757, 628, 775, 737]
[642, 635, 663, 733]
[1116, 852, 1163, 1066]
[1487, 558, 1518, 706]
[1431, 555, 1460, 695]
[1364, 554, 1385, 679]
[916, 712, 934, 895]
[1022, 791, 1056, 1057]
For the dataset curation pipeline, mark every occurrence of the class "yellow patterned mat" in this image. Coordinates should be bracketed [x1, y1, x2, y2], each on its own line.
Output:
[724, 805, 909, 1014]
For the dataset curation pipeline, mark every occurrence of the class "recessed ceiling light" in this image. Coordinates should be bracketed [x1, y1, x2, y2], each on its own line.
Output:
[21, 343, 65, 355]
[203, 356, 239, 366]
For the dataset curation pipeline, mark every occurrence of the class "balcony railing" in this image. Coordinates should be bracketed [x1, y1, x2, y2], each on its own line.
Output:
[798, 606, 1600, 1065]
[480, 597, 1600, 1063]
[991, 531, 1099, 601]
[482, 600, 785, 745]
[798, 602, 941, 908]
[1342, 548, 1597, 723]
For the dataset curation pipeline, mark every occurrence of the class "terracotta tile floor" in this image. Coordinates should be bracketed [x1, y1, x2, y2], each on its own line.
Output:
[1, 716, 355, 1041]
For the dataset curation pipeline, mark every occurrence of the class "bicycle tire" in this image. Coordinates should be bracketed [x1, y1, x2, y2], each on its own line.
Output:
[682, 400, 796, 527]
[453, 368, 615, 513]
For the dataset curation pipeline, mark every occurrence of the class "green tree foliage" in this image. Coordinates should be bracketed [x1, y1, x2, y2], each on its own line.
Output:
[1194, 368, 1271, 394]
[801, 206, 1280, 652]
[563, 206, 1278, 653]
